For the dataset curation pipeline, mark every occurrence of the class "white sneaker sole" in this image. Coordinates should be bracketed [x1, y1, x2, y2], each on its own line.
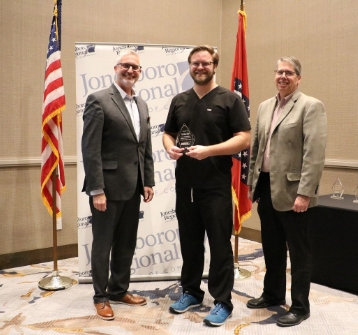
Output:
[109, 300, 147, 306]
[169, 303, 201, 314]
[203, 313, 232, 326]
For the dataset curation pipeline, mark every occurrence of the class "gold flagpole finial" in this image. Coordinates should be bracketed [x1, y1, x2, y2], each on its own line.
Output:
[53, 0, 59, 41]
[238, 0, 247, 32]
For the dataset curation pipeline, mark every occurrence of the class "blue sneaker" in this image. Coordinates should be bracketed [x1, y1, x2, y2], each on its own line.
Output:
[203, 303, 232, 326]
[169, 293, 201, 314]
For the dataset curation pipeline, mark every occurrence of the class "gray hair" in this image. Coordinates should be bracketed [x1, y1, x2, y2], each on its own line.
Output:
[116, 50, 140, 65]
[276, 56, 301, 75]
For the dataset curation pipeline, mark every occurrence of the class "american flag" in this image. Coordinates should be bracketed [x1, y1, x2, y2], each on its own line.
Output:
[231, 9, 252, 234]
[41, 0, 66, 223]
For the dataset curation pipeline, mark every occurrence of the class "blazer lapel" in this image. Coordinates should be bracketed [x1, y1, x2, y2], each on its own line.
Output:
[136, 97, 148, 143]
[274, 91, 302, 130]
[264, 98, 277, 142]
[109, 84, 138, 141]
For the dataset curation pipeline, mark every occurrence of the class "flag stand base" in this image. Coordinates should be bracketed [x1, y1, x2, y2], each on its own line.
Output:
[38, 271, 73, 291]
[234, 262, 251, 280]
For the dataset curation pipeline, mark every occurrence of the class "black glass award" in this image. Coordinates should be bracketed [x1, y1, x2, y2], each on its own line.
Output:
[176, 123, 195, 152]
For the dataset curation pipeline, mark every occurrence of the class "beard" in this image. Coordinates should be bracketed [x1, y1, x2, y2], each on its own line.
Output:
[116, 72, 138, 89]
[191, 70, 214, 86]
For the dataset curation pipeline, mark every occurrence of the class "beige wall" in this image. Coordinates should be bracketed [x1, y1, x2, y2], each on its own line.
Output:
[222, 0, 358, 164]
[0, 0, 357, 256]
[0, 0, 223, 255]
[222, 0, 358, 231]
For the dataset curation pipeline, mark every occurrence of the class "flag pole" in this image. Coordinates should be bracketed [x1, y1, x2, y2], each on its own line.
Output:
[39, 0, 72, 291]
[52, 168, 58, 272]
[234, 0, 245, 270]
[234, 231, 250, 280]
[38, 168, 73, 290]
[233, 0, 251, 280]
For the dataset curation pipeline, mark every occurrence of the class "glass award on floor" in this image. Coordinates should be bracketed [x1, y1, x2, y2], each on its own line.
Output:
[176, 123, 195, 152]
[331, 178, 344, 200]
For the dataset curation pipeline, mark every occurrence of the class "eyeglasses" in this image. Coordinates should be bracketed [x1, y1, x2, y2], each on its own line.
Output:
[274, 70, 297, 77]
[117, 63, 142, 71]
[190, 61, 214, 68]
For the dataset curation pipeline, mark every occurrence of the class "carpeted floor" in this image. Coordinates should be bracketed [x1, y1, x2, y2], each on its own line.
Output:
[1, 238, 358, 334]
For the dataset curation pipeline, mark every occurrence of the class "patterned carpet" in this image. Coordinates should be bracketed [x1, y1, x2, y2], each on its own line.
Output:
[1, 238, 358, 335]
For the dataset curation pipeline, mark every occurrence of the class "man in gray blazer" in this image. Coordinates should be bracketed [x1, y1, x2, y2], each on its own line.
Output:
[82, 51, 155, 320]
[247, 56, 327, 327]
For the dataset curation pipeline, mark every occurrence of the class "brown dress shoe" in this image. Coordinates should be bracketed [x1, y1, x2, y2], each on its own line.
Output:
[94, 301, 114, 320]
[110, 293, 147, 306]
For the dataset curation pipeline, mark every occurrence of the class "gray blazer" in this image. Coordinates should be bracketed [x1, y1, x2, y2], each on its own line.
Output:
[82, 84, 155, 201]
[248, 90, 327, 211]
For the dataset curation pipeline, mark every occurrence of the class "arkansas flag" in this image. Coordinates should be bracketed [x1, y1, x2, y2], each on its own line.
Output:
[231, 9, 252, 234]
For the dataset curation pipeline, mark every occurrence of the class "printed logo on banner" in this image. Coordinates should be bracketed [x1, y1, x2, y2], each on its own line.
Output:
[79, 241, 91, 269]
[135, 60, 193, 103]
[77, 215, 92, 229]
[75, 44, 96, 59]
[77, 222, 183, 277]
[139, 210, 144, 220]
[113, 45, 145, 55]
[76, 102, 85, 115]
[162, 46, 191, 55]
[176, 61, 194, 92]
[79, 270, 92, 278]
[131, 227, 182, 275]
[151, 144, 176, 190]
[79, 58, 193, 99]
[160, 209, 177, 222]
[151, 123, 165, 137]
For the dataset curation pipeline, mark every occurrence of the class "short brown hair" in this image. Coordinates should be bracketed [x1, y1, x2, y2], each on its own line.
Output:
[188, 45, 219, 65]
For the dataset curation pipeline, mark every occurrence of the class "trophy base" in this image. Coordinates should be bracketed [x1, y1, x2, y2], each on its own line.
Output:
[234, 263, 251, 280]
[330, 195, 344, 200]
[38, 271, 73, 291]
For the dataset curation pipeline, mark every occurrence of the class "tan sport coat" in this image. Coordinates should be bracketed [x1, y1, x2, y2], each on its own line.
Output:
[248, 90, 327, 211]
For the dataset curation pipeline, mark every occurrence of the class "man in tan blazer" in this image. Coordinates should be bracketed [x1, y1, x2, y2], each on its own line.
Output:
[247, 56, 327, 327]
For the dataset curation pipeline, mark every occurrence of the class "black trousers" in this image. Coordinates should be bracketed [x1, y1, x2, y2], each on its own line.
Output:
[90, 183, 141, 304]
[257, 172, 313, 315]
[176, 186, 234, 311]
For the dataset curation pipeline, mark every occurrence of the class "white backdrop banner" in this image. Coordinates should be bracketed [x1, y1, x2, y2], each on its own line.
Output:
[75, 43, 211, 283]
